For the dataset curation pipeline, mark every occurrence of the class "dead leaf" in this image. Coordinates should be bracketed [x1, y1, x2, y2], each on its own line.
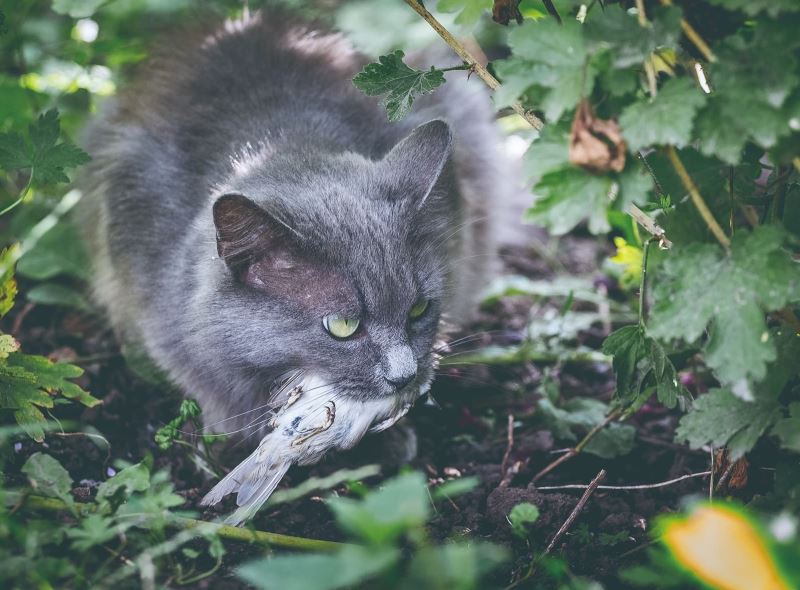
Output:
[569, 100, 626, 173]
[714, 448, 750, 492]
[492, 0, 523, 25]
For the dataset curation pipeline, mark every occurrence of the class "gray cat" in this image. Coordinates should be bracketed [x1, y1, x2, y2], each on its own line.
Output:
[78, 10, 513, 519]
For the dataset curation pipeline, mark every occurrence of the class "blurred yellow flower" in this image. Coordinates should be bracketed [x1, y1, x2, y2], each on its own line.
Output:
[662, 505, 791, 590]
[610, 237, 642, 288]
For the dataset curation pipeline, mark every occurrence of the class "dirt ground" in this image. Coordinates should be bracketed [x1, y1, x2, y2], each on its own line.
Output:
[5, 232, 754, 588]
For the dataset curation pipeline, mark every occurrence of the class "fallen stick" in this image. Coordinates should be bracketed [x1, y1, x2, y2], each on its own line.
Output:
[545, 469, 606, 554]
[537, 470, 711, 491]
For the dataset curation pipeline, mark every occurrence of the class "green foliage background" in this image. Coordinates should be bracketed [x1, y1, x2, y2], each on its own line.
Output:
[1, 0, 800, 588]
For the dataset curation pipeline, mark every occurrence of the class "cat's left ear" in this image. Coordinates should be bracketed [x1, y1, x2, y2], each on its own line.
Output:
[380, 119, 452, 206]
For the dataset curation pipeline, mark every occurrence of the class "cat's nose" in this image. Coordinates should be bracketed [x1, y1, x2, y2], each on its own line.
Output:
[386, 371, 416, 390]
[382, 344, 417, 391]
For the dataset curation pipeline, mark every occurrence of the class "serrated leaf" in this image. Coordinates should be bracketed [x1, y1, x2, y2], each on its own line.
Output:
[619, 78, 707, 151]
[26, 282, 91, 311]
[7, 352, 98, 407]
[496, 19, 595, 121]
[694, 100, 749, 165]
[0, 109, 89, 185]
[675, 388, 780, 459]
[22, 452, 74, 507]
[527, 168, 612, 235]
[649, 226, 800, 388]
[522, 123, 570, 184]
[585, 5, 682, 69]
[772, 402, 800, 452]
[353, 50, 447, 122]
[328, 472, 430, 544]
[97, 461, 151, 502]
[436, 0, 492, 25]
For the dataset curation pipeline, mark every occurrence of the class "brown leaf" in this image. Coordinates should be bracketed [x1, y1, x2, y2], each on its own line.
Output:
[713, 448, 750, 492]
[492, 0, 523, 25]
[568, 100, 626, 174]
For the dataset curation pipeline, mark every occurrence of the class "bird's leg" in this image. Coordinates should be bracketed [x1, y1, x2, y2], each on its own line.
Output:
[291, 401, 336, 446]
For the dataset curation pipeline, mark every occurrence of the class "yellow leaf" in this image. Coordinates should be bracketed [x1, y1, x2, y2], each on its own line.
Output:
[662, 505, 791, 590]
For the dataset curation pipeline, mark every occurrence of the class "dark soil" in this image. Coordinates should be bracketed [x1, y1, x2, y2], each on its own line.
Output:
[2, 233, 759, 588]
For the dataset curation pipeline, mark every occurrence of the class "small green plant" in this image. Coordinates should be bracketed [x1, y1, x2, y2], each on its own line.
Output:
[238, 472, 508, 590]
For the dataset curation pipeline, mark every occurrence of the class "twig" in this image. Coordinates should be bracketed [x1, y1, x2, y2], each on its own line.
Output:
[536, 470, 711, 491]
[499, 414, 522, 488]
[5, 492, 348, 552]
[402, 0, 543, 129]
[659, 0, 717, 63]
[638, 239, 653, 326]
[627, 205, 672, 249]
[531, 409, 622, 484]
[440, 345, 610, 367]
[500, 414, 514, 478]
[666, 146, 731, 248]
[544, 469, 606, 554]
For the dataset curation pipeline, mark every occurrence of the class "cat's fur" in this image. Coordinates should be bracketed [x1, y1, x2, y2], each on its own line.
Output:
[77, 10, 512, 439]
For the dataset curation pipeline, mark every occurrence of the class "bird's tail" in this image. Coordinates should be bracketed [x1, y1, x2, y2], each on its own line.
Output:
[200, 447, 291, 526]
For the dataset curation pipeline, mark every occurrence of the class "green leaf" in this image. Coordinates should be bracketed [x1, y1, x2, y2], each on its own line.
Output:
[649, 226, 800, 390]
[509, 502, 540, 538]
[22, 452, 74, 507]
[584, 422, 636, 459]
[773, 402, 800, 452]
[6, 352, 98, 407]
[353, 50, 447, 121]
[585, 5, 682, 69]
[0, 334, 19, 359]
[0, 109, 89, 185]
[238, 546, 400, 590]
[406, 543, 508, 587]
[436, 0, 492, 25]
[496, 19, 595, 121]
[328, 472, 430, 544]
[619, 78, 707, 151]
[522, 123, 570, 185]
[51, 0, 107, 18]
[527, 168, 612, 235]
[96, 461, 151, 502]
[432, 476, 479, 500]
[26, 283, 91, 311]
[675, 388, 781, 459]
[602, 326, 689, 409]
[706, 0, 800, 17]
[66, 514, 122, 551]
[694, 100, 749, 165]
[17, 221, 90, 281]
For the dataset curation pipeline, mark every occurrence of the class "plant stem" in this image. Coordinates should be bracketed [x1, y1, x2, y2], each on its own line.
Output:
[5, 492, 349, 552]
[531, 409, 622, 484]
[666, 146, 731, 248]
[544, 469, 606, 554]
[439, 345, 610, 367]
[659, 0, 717, 63]
[0, 168, 34, 217]
[638, 239, 653, 327]
[402, 0, 544, 129]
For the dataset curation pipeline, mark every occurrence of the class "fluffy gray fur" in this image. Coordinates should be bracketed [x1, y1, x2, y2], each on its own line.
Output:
[77, 10, 511, 443]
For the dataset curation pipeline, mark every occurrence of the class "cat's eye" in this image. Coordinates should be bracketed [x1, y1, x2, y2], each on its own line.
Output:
[409, 298, 429, 320]
[322, 314, 360, 339]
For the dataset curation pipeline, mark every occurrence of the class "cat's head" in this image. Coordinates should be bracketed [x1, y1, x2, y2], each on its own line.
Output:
[210, 120, 454, 403]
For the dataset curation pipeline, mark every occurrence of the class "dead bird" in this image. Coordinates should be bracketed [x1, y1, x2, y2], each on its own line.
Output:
[201, 373, 420, 525]
[78, 8, 516, 524]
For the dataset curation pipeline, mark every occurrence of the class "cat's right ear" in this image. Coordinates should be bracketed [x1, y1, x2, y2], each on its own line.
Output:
[212, 194, 299, 277]
[380, 119, 453, 206]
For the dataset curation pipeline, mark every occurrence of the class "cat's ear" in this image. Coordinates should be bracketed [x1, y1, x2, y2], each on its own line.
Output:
[212, 193, 301, 277]
[381, 120, 452, 205]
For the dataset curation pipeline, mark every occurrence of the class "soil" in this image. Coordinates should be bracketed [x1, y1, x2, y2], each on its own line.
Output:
[2, 233, 760, 588]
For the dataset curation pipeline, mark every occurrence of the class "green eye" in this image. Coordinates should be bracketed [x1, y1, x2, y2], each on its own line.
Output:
[409, 298, 429, 319]
[322, 314, 360, 339]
